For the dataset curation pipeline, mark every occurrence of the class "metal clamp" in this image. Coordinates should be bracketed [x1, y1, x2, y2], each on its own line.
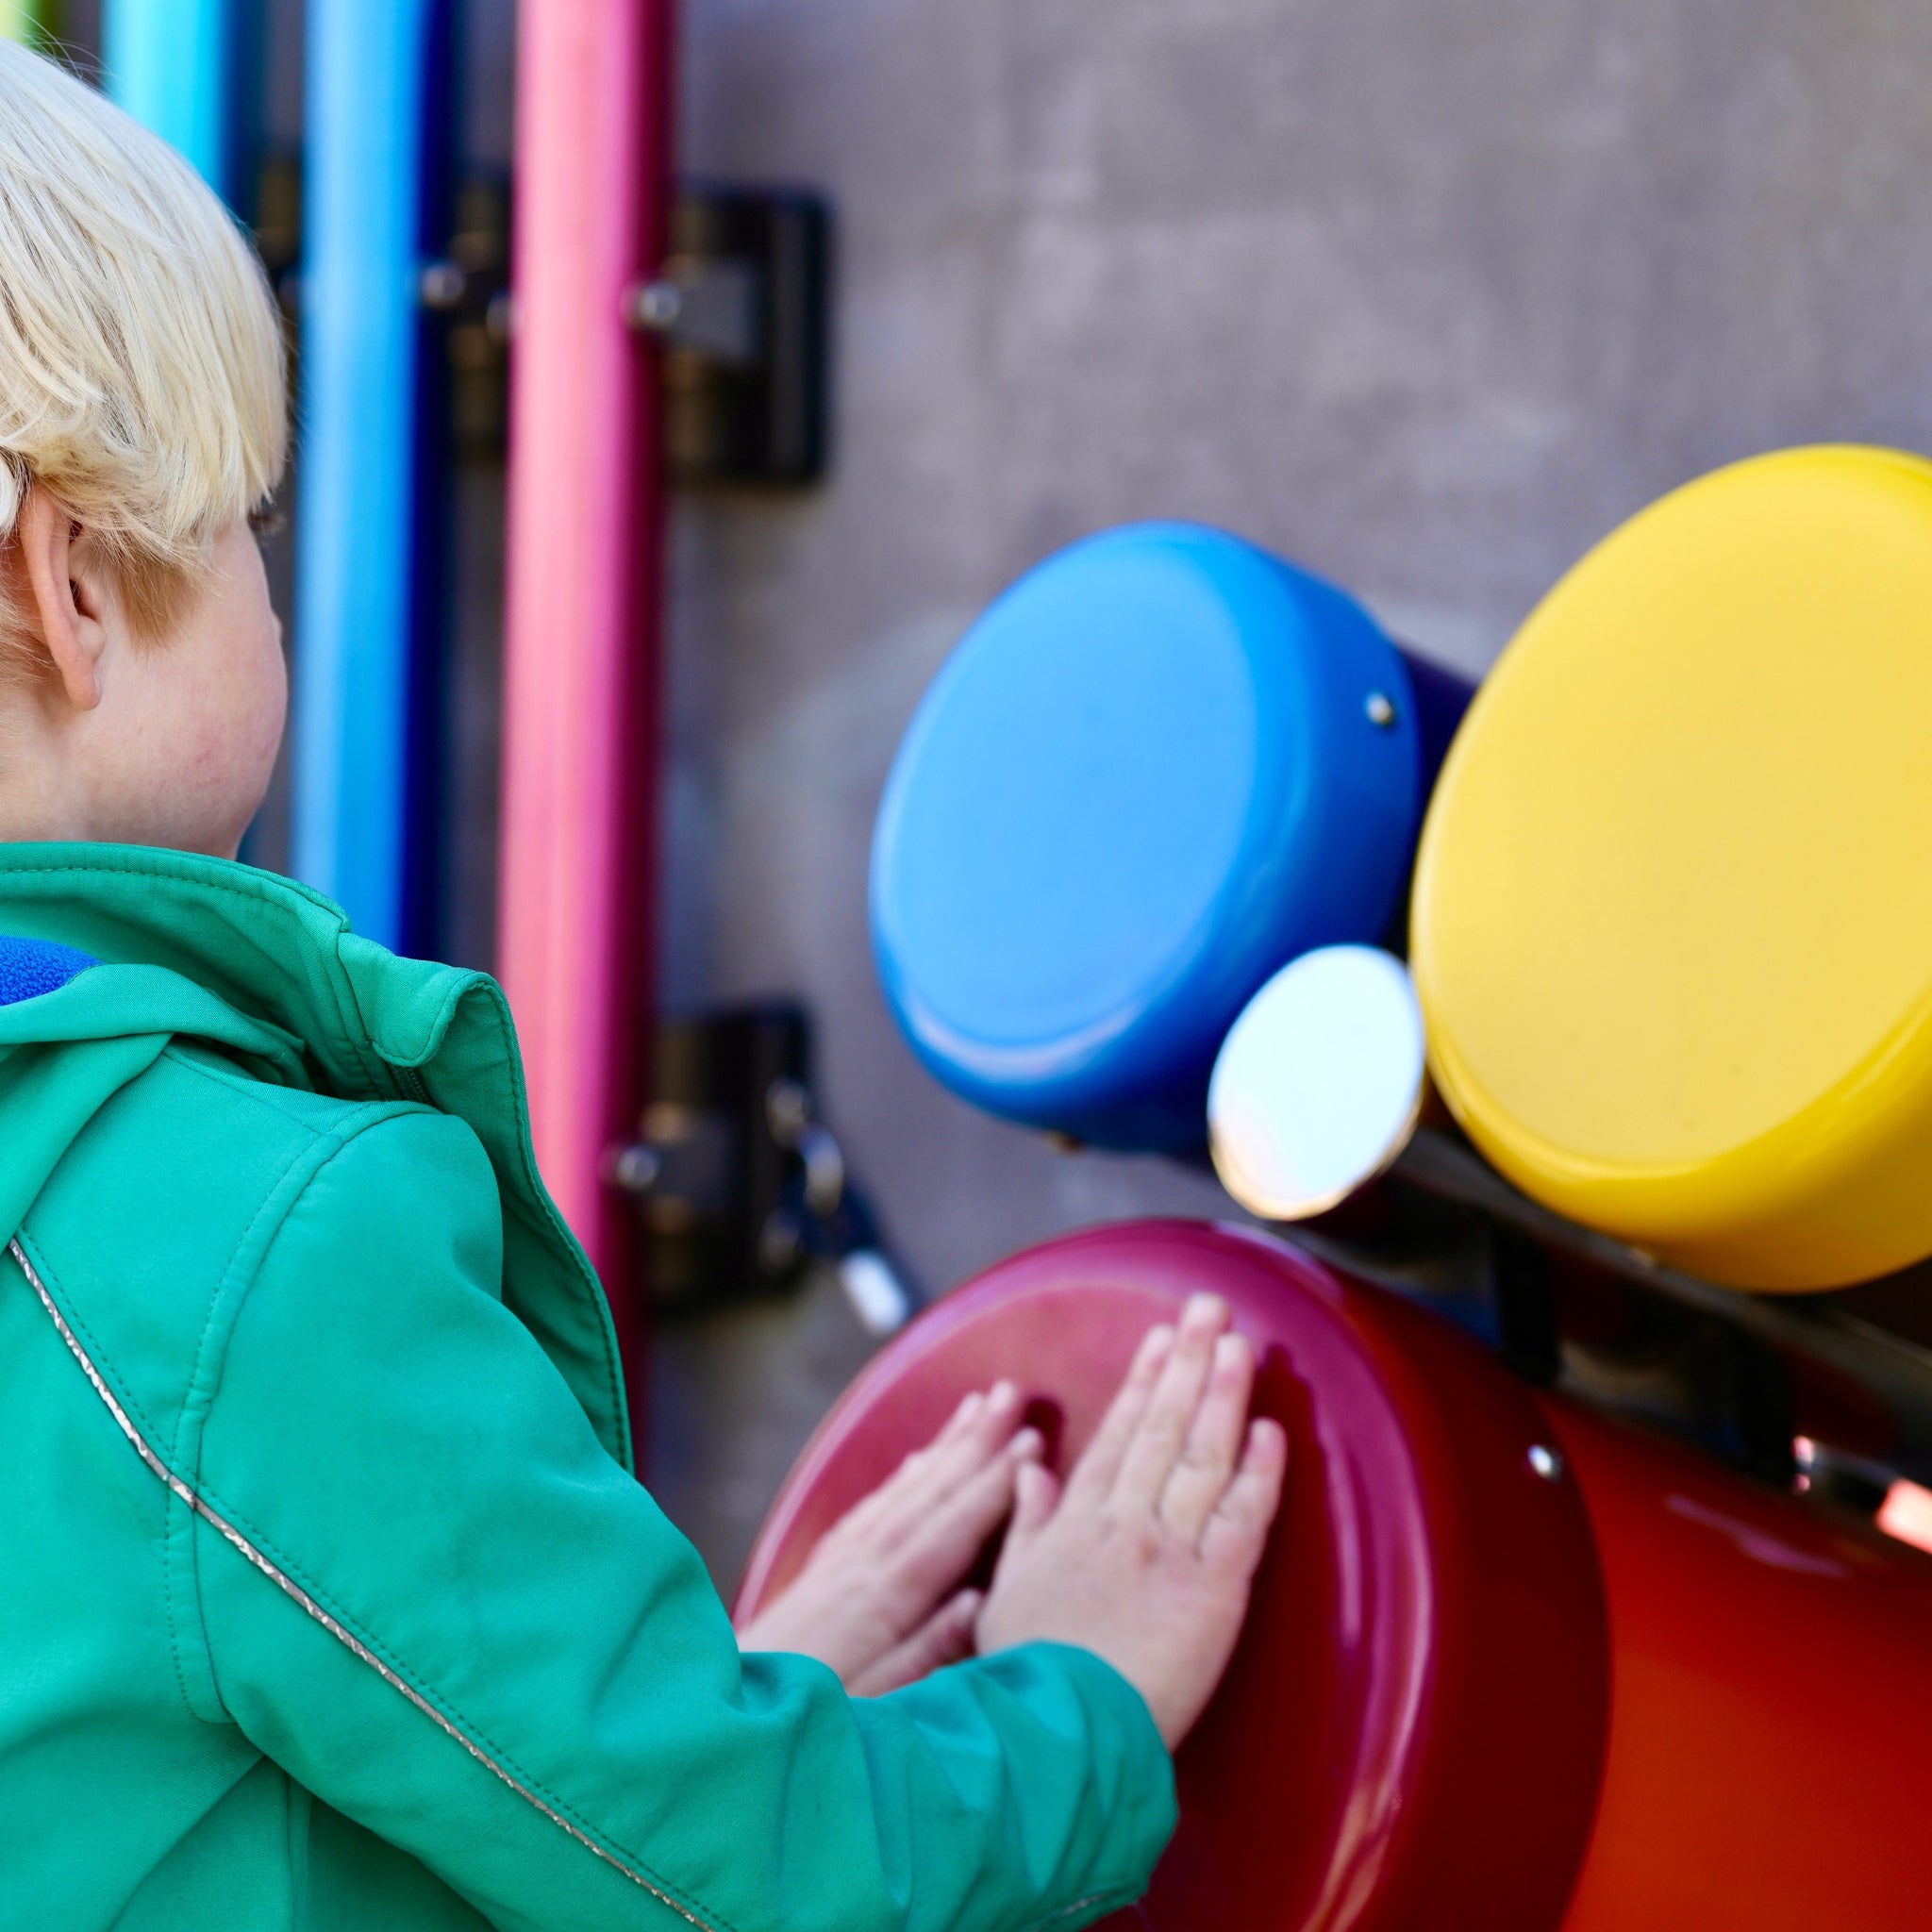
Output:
[604, 1003, 912, 1334]
[622, 184, 831, 485]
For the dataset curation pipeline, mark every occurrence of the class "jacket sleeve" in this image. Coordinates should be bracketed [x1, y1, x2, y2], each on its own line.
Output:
[191, 1108, 1175, 1932]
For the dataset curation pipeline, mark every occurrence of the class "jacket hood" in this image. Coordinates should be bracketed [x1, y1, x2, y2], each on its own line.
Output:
[0, 841, 631, 1467]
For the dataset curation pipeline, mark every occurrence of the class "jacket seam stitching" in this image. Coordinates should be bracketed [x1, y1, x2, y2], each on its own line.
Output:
[10, 1232, 731, 1932]
[166, 1114, 392, 1724]
[167, 1110, 430, 1724]
[471, 990, 629, 1459]
[163, 1519, 205, 1722]
[179, 1105, 402, 1427]
[8, 1225, 225, 1726]
[192, 1120, 709, 1922]
[222, 1491, 725, 1921]
[162, 1043, 386, 1131]
[10, 1111, 401, 1735]
[163, 1048, 297, 1124]
[1024, 1885, 1143, 1930]
[190, 1479, 733, 1927]
[14, 1229, 182, 1477]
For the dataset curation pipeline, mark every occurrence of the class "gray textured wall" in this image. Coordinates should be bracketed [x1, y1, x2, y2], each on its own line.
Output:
[653, 0, 1932, 1583]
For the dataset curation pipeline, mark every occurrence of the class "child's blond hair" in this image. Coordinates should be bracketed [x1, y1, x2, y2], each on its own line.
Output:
[0, 42, 285, 683]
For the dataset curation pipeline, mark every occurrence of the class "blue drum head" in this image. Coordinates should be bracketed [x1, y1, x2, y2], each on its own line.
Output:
[871, 523, 1424, 1149]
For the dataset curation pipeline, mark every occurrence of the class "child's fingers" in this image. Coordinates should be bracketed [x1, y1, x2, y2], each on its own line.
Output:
[932, 1381, 1027, 1461]
[1110, 1294, 1230, 1513]
[848, 1382, 1024, 1543]
[847, 1589, 983, 1698]
[1062, 1321, 1175, 1507]
[834, 1393, 980, 1533]
[888, 1427, 1041, 1603]
[1200, 1418, 1289, 1574]
[923, 1387, 989, 1459]
[1158, 1332, 1255, 1541]
[892, 1382, 1026, 1517]
[1008, 1457, 1059, 1542]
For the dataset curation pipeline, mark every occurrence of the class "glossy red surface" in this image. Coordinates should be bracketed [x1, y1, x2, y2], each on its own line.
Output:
[739, 1222, 1609, 1931]
[1548, 1397, 1932, 1932]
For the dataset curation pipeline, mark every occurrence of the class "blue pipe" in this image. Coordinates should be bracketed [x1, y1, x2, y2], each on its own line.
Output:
[292, 0, 441, 953]
[102, 0, 242, 204]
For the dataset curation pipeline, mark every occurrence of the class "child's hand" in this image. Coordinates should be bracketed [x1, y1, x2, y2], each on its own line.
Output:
[737, 1380, 1041, 1695]
[975, 1293, 1287, 1749]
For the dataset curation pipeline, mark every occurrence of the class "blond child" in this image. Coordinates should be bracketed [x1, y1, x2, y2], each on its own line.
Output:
[0, 43, 1283, 1931]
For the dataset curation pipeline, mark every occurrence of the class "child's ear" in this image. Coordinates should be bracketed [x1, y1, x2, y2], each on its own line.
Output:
[14, 486, 107, 711]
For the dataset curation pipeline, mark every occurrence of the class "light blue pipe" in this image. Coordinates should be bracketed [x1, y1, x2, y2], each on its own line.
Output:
[102, 0, 241, 203]
[292, 0, 436, 952]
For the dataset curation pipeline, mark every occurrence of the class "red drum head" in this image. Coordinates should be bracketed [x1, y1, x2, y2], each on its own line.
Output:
[739, 1221, 1610, 1932]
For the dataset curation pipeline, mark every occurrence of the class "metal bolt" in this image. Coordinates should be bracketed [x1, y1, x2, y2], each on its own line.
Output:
[604, 1142, 662, 1198]
[485, 289, 519, 344]
[797, 1121, 847, 1219]
[766, 1077, 812, 1148]
[1365, 691, 1397, 728]
[1527, 1442, 1565, 1483]
[758, 1208, 806, 1277]
[625, 277, 685, 336]
[418, 260, 470, 310]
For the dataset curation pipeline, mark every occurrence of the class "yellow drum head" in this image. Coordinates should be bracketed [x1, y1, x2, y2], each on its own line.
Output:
[1412, 446, 1932, 1291]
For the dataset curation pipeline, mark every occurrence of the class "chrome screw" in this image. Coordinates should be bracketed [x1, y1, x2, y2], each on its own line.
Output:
[607, 1142, 662, 1196]
[1365, 691, 1397, 727]
[625, 278, 686, 336]
[418, 260, 469, 309]
[1527, 1442, 1565, 1483]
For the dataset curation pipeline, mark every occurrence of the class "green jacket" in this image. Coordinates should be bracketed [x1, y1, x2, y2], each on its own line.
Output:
[0, 842, 1174, 1932]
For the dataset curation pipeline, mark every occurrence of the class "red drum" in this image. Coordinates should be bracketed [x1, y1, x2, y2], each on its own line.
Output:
[738, 1223, 1932, 1931]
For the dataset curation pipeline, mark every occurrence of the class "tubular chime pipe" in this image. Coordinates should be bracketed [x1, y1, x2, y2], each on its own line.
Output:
[291, 0, 445, 956]
[498, 0, 675, 1441]
[101, 0, 244, 204]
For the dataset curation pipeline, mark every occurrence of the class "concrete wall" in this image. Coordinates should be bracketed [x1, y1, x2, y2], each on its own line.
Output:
[54, 0, 1932, 1587]
[653, 0, 1932, 1583]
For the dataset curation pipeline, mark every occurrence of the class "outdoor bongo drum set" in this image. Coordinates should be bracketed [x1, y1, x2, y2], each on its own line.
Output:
[743, 447, 1932, 1929]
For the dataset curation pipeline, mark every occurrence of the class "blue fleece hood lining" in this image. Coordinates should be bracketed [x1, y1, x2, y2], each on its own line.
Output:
[0, 936, 95, 1008]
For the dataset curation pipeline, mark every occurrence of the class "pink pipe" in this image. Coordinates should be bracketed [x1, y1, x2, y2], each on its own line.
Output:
[501, 0, 674, 1440]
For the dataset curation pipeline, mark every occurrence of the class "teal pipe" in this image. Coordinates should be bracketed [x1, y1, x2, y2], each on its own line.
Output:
[102, 0, 242, 204]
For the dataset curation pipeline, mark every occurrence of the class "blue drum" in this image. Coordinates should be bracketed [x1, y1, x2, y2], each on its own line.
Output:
[871, 523, 1468, 1150]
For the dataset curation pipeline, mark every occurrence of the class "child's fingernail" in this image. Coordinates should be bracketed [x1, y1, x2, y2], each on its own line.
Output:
[1135, 1328, 1174, 1374]
[1183, 1291, 1226, 1326]
[1009, 1427, 1043, 1460]
[989, 1378, 1018, 1408]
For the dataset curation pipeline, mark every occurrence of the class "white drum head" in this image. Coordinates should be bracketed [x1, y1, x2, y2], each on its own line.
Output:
[1208, 944, 1426, 1220]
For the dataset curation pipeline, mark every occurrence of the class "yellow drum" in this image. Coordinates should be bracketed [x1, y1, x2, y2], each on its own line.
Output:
[1411, 446, 1932, 1291]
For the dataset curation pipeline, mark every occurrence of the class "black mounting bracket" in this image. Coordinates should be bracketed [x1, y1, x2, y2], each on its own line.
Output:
[626, 184, 833, 486]
[284, 174, 837, 477]
[1291, 1130, 1823, 1491]
[604, 1002, 911, 1334]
